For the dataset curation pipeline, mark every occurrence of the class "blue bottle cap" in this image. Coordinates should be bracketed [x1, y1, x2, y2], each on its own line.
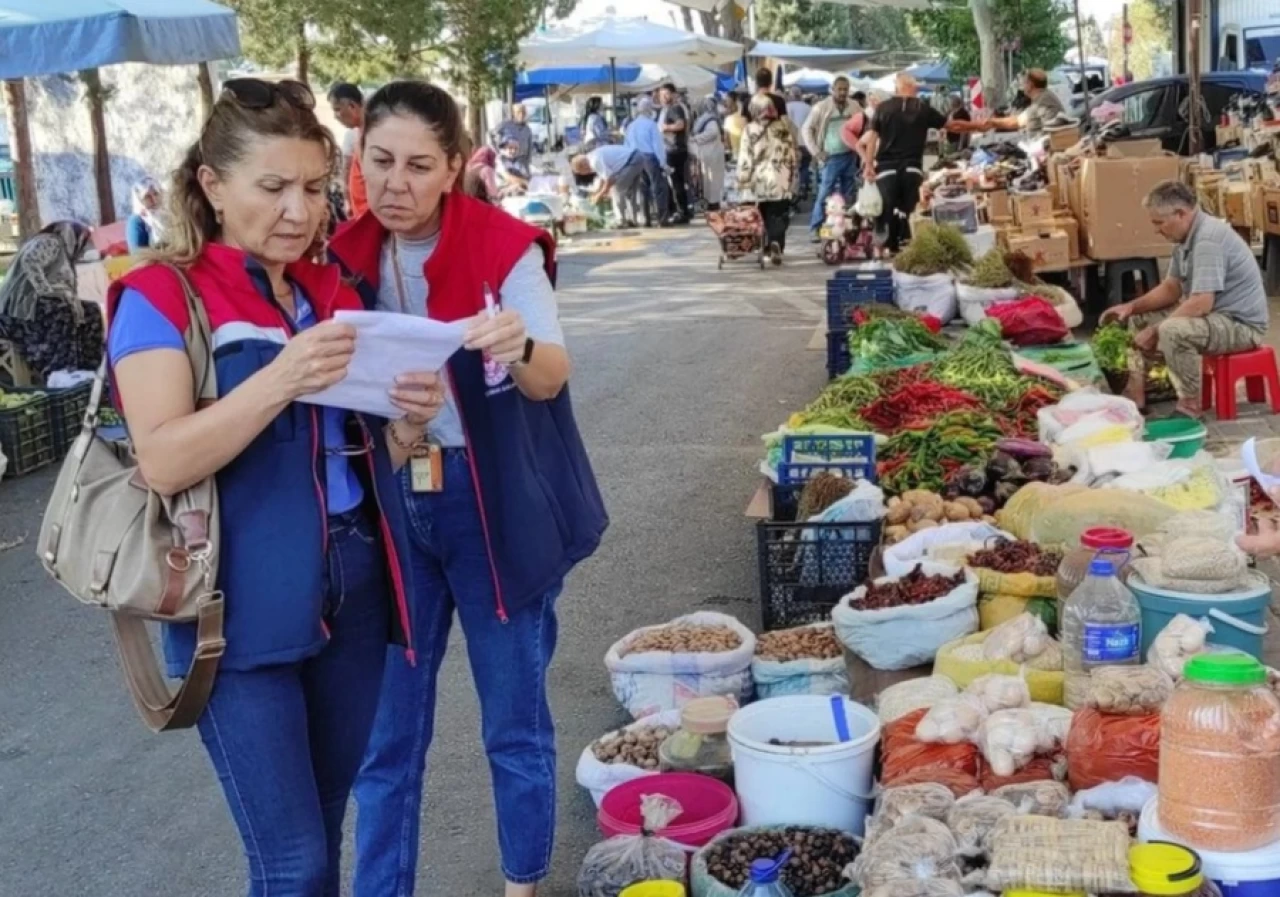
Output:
[1089, 558, 1115, 576]
[749, 850, 792, 884]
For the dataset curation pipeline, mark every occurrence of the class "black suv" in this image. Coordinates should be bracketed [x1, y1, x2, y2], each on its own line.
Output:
[1083, 72, 1268, 154]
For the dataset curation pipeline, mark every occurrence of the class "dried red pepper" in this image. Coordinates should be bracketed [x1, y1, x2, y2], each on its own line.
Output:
[861, 382, 983, 432]
[857, 564, 967, 610]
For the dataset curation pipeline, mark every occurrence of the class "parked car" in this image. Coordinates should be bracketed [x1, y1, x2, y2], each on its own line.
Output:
[1083, 72, 1268, 154]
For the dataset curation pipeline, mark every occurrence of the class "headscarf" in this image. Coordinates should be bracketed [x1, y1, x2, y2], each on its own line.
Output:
[694, 97, 720, 135]
[468, 146, 496, 170]
[130, 177, 169, 246]
[0, 221, 92, 321]
[748, 93, 778, 122]
[635, 96, 656, 119]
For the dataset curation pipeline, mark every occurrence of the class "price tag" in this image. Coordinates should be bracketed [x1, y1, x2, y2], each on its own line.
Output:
[409, 442, 443, 493]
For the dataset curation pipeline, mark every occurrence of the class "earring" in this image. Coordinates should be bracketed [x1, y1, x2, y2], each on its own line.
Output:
[214, 208, 224, 225]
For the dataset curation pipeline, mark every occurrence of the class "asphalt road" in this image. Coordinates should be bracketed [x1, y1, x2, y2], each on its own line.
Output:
[0, 221, 829, 897]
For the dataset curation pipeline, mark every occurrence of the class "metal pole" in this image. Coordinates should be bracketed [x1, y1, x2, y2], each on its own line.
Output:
[1122, 3, 1131, 81]
[1187, 0, 1203, 154]
[1073, 0, 1093, 134]
[610, 57, 618, 127]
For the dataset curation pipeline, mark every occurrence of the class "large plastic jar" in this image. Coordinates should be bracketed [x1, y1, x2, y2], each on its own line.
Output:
[658, 695, 736, 784]
[1159, 654, 1280, 851]
[1056, 527, 1134, 628]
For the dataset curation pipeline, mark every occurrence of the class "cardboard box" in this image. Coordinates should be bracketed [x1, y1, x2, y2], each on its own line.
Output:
[1262, 186, 1280, 238]
[1220, 184, 1253, 228]
[1046, 125, 1079, 154]
[1012, 190, 1055, 227]
[1216, 124, 1242, 147]
[1053, 213, 1081, 261]
[1007, 228, 1071, 272]
[983, 188, 1011, 220]
[1104, 138, 1164, 159]
[1078, 154, 1181, 260]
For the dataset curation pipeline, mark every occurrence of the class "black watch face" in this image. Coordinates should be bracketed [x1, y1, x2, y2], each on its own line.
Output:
[523, 338, 535, 364]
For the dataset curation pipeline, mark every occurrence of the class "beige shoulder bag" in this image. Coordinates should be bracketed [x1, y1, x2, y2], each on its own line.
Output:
[39, 264, 223, 732]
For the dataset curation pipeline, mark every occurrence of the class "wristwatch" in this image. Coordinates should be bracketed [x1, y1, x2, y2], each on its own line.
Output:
[513, 337, 535, 367]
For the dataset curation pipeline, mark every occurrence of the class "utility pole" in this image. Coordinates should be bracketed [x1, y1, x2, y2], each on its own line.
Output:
[1187, 0, 1203, 154]
[1122, 4, 1132, 81]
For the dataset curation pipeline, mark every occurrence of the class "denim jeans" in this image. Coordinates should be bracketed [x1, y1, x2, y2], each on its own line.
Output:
[197, 511, 390, 897]
[809, 151, 859, 231]
[637, 152, 671, 223]
[353, 450, 560, 895]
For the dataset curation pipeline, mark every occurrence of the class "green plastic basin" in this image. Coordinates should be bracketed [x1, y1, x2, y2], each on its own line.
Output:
[1143, 417, 1208, 459]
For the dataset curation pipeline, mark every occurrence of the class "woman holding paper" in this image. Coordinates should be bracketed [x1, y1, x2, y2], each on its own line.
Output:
[328, 80, 606, 897]
[104, 78, 443, 896]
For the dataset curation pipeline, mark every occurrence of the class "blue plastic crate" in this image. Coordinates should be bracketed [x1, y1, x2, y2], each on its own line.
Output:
[826, 270, 896, 330]
[778, 434, 876, 484]
[826, 328, 851, 379]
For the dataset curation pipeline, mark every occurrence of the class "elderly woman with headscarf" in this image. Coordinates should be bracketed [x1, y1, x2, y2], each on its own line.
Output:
[738, 94, 798, 266]
[0, 221, 103, 378]
[690, 97, 726, 211]
[465, 145, 501, 203]
[125, 177, 170, 253]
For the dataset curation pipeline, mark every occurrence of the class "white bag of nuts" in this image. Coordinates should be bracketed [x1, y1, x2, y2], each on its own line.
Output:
[752, 623, 850, 699]
[575, 709, 683, 808]
[604, 611, 756, 719]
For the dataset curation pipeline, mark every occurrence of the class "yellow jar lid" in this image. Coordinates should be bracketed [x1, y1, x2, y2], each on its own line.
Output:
[1004, 891, 1086, 897]
[1130, 842, 1205, 895]
[619, 882, 686, 897]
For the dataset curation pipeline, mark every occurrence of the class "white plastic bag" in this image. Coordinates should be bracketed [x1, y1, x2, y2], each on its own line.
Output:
[956, 284, 1019, 327]
[577, 794, 687, 897]
[878, 676, 960, 724]
[968, 674, 1032, 713]
[855, 180, 884, 218]
[604, 612, 756, 719]
[751, 623, 850, 699]
[894, 271, 958, 323]
[832, 564, 980, 671]
[915, 693, 989, 744]
[1037, 390, 1143, 447]
[978, 705, 1072, 777]
[1148, 614, 1214, 680]
[981, 614, 1052, 664]
[882, 522, 1012, 578]
[574, 709, 684, 807]
[1065, 776, 1159, 821]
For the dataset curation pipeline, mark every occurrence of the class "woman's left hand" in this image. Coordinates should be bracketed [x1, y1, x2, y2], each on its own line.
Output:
[389, 371, 445, 425]
[464, 310, 528, 366]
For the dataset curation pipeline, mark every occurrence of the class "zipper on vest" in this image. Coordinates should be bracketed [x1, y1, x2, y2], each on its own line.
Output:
[447, 359, 509, 624]
[357, 417, 417, 664]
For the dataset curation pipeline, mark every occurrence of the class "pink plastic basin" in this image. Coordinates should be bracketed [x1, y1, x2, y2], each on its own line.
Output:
[598, 773, 739, 850]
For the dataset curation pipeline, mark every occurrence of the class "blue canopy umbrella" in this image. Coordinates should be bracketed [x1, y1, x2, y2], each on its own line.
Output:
[0, 0, 239, 79]
[904, 60, 952, 85]
[514, 63, 642, 101]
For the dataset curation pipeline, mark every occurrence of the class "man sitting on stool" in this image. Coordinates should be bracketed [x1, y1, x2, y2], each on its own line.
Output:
[1101, 180, 1269, 417]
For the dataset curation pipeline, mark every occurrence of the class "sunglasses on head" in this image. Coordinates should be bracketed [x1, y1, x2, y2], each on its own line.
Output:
[220, 78, 316, 111]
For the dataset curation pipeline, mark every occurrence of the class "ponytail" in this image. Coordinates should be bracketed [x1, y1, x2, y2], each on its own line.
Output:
[147, 144, 218, 265]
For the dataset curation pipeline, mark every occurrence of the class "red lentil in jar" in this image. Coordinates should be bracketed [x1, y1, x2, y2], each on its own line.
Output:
[1158, 654, 1280, 852]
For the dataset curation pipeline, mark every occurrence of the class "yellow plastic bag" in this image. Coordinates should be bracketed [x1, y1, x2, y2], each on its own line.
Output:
[971, 568, 1057, 599]
[933, 633, 1065, 705]
[996, 483, 1089, 540]
[1028, 489, 1176, 551]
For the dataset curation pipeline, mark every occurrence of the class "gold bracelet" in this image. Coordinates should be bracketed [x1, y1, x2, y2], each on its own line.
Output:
[385, 420, 424, 451]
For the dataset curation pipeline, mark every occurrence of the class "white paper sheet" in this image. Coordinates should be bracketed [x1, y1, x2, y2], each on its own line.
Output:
[1241, 437, 1280, 492]
[297, 310, 467, 419]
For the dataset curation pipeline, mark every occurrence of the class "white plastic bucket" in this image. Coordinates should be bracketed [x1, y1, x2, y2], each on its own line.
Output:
[1140, 797, 1280, 896]
[727, 695, 880, 836]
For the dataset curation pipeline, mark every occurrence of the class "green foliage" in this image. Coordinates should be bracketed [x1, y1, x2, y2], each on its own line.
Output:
[1105, 0, 1172, 82]
[892, 224, 973, 276]
[910, 0, 1072, 84]
[756, 0, 916, 52]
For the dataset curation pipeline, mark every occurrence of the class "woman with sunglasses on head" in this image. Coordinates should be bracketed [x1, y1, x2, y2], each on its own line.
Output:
[104, 79, 441, 897]
[328, 81, 606, 897]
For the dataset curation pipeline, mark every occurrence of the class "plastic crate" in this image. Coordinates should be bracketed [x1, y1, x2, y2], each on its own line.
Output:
[756, 518, 882, 630]
[826, 328, 851, 379]
[40, 382, 93, 457]
[0, 392, 55, 477]
[826, 269, 896, 331]
[773, 435, 877, 522]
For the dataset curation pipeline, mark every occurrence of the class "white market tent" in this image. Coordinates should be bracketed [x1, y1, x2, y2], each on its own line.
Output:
[751, 41, 879, 72]
[562, 63, 717, 98]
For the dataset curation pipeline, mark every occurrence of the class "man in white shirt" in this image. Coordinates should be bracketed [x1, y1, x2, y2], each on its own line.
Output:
[571, 145, 645, 227]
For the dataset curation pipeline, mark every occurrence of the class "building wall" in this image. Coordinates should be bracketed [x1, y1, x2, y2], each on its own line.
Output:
[23, 63, 203, 226]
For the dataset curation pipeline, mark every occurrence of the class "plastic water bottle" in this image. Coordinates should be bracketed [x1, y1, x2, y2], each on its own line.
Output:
[1061, 557, 1142, 709]
[736, 851, 795, 897]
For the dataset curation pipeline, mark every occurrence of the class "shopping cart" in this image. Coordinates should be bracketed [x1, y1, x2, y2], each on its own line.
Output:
[706, 204, 765, 270]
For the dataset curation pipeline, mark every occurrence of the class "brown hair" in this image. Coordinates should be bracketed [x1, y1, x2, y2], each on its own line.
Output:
[1025, 69, 1049, 90]
[156, 79, 336, 265]
[362, 80, 466, 167]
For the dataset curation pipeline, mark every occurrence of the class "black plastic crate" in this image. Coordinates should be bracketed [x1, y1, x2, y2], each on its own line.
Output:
[41, 382, 93, 457]
[0, 392, 55, 477]
[826, 328, 851, 379]
[756, 518, 882, 630]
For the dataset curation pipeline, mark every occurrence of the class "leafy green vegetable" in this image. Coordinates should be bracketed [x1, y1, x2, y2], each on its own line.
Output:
[1090, 322, 1133, 373]
[892, 224, 973, 276]
[848, 318, 949, 369]
[963, 248, 1016, 289]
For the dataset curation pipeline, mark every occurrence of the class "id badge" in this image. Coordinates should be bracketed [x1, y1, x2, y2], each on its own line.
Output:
[409, 442, 444, 493]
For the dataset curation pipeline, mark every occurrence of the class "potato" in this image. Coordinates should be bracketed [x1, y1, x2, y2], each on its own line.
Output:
[944, 501, 971, 521]
[886, 525, 910, 544]
[886, 503, 911, 525]
[909, 519, 939, 533]
[959, 497, 984, 518]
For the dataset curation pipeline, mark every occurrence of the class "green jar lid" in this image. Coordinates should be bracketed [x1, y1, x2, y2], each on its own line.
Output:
[1184, 653, 1266, 686]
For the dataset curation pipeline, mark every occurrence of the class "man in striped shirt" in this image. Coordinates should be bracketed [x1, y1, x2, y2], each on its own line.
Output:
[1102, 180, 1269, 416]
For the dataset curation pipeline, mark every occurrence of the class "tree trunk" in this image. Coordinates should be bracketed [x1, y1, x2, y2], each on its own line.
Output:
[296, 21, 310, 84]
[970, 0, 1005, 109]
[197, 62, 215, 121]
[680, 7, 695, 31]
[81, 68, 116, 225]
[3, 79, 40, 240]
[699, 10, 718, 37]
[466, 83, 485, 150]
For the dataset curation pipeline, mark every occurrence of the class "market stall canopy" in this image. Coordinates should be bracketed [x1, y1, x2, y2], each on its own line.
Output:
[0, 0, 239, 79]
[561, 64, 719, 98]
[782, 68, 835, 92]
[517, 15, 744, 67]
[905, 59, 952, 84]
[749, 40, 878, 72]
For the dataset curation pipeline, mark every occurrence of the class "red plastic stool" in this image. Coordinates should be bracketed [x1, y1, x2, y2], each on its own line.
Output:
[1201, 346, 1280, 421]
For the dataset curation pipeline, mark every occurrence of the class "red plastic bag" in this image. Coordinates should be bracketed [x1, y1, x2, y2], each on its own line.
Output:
[881, 708, 983, 795]
[1065, 708, 1160, 791]
[986, 297, 1069, 347]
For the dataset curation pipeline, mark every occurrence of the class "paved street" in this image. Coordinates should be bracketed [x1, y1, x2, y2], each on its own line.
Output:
[0, 220, 832, 896]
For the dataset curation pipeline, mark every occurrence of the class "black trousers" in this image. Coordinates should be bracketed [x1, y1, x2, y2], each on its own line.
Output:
[759, 200, 791, 252]
[876, 166, 924, 253]
[667, 148, 691, 218]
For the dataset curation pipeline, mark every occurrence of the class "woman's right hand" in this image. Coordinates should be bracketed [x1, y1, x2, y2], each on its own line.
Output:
[268, 320, 356, 401]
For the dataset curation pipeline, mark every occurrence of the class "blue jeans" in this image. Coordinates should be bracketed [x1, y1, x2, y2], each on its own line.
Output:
[637, 152, 671, 223]
[809, 152, 859, 231]
[197, 511, 390, 897]
[353, 450, 560, 894]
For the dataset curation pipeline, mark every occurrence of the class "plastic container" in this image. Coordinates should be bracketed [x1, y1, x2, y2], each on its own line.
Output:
[756, 518, 882, 631]
[772, 433, 877, 521]
[1128, 573, 1271, 662]
[1145, 418, 1209, 459]
[736, 852, 795, 897]
[825, 267, 895, 332]
[1141, 797, 1280, 897]
[727, 695, 880, 836]
[620, 883, 687, 897]
[1158, 654, 1280, 852]
[598, 772, 739, 851]
[826, 328, 851, 380]
[933, 194, 980, 233]
[1056, 526, 1134, 633]
[659, 696, 736, 784]
[1061, 557, 1143, 709]
[1129, 842, 1223, 897]
[0, 391, 54, 477]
